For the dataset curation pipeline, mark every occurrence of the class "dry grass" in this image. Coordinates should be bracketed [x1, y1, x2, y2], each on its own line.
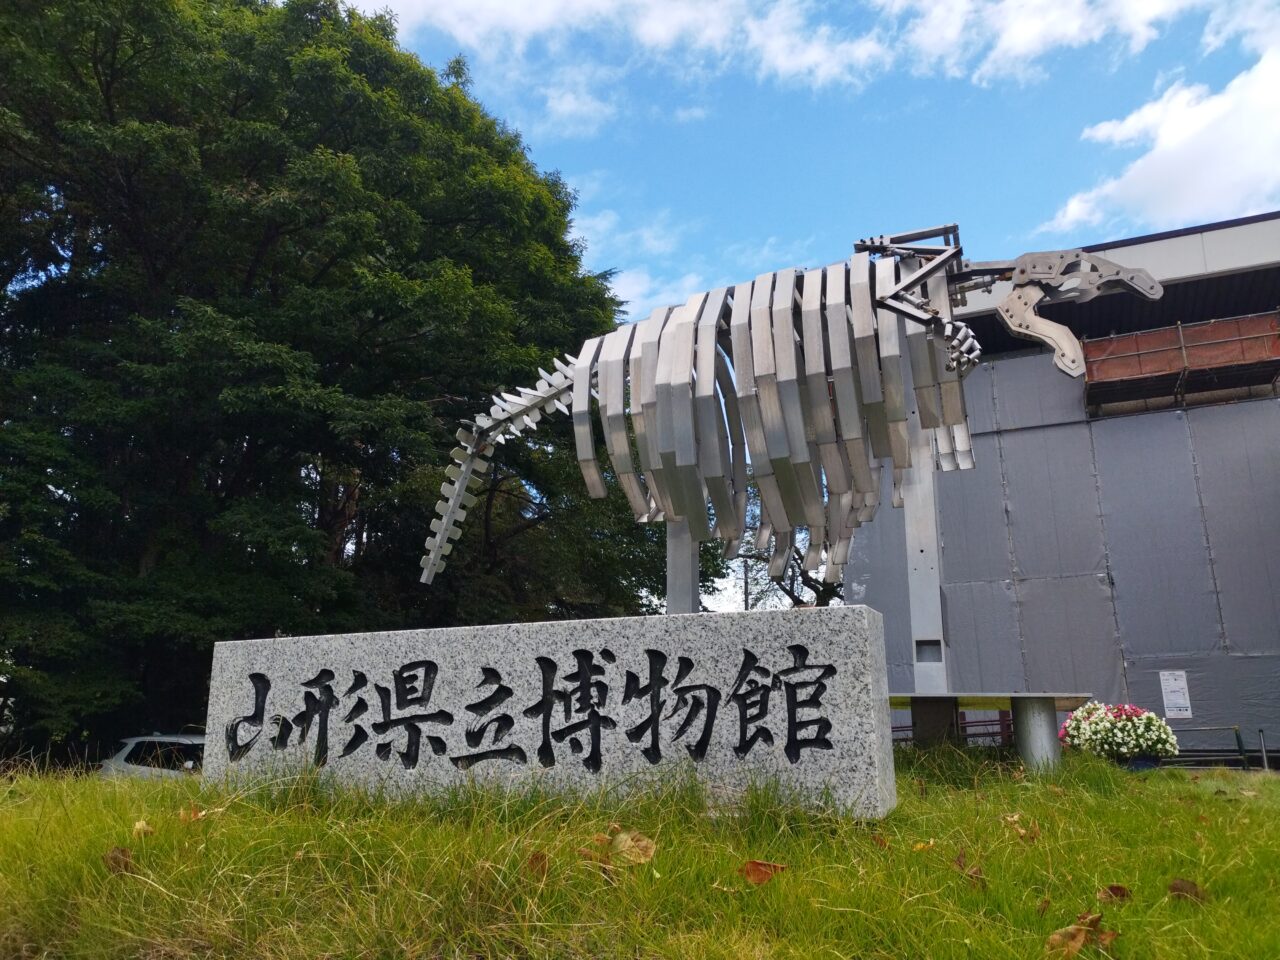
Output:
[1, 749, 1276, 959]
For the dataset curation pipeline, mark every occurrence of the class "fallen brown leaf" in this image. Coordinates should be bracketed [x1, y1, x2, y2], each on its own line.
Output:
[738, 860, 787, 885]
[178, 804, 224, 823]
[1169, 878, 1207, 902]
[178, 806, 205, 823]
[871, 833, 889, 849]
[103, 846, 135, 875]
[1045, 910, 1121, 956]
[915, 777, 927, 798]
[1044, 923, 1091, 958]
[526, 851, 549, 878]
[1196, 814, 1210, 824]
[1037, 896, 1052, 917]
[1097, 884, 1131, 902]
[131, 819, 154, 839]
[952, 850, 986, 890]
[912, 839, 935, 852]
[1008, 816, 1041, 843]
[576, 845, 616, 879]
[610, 830, 655, 865]
[1047, 784, 1066, 796]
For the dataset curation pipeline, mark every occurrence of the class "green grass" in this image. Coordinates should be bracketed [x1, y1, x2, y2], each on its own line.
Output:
[1, 750, 1277, 959]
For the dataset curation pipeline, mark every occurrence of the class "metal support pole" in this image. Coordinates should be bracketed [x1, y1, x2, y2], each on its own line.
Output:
[911, 697, 960, 746]
[1233, 725, 1250, 770]
[665, 519, 700, 615]
[1259, 729, 1270, 771]
[1011, 697, 1062, 769]
[898, 306, 947, 694]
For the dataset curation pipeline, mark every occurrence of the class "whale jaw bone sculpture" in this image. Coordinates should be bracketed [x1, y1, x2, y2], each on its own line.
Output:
[420, 224, 1161, 587]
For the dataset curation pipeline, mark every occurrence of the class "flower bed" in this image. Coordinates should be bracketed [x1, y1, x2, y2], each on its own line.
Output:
[1059, 701, 1179, 761]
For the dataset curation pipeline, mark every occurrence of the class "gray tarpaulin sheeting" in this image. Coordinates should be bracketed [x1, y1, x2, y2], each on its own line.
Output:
[852, 346, 1278, 746]
[938, 433, 1010, 583]
[1093, 410, 1221, 656]
[1018, 575, 1125, 702]
[1126, 653, 1280, 747]
[1002, 423, 1107, 579]
[848, 467, 914, 692]
[1188, 401, 1280, 655]
[962, 360, 998, 435]
[994, 353, 1087, 431]
[941, 580, 1024, 691]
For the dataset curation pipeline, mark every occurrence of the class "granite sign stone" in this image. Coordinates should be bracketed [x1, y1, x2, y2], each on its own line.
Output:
[204, 605, 896, 816]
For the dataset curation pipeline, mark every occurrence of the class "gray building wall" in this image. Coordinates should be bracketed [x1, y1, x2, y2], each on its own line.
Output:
[849, 351, 1280, 748]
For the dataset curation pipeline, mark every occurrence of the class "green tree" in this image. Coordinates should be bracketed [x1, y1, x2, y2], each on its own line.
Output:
[0, 0, 713, 750]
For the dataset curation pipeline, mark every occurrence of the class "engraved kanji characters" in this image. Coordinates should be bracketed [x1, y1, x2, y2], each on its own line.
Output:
[338, 671, 370, 758]
[726, 646, 838, 764]
[668, 656, 722, 761]
[524, 649, 618, 772]
[774, 644, 837, 763]
[451, 667, 527, 770]
[224, 643, 837, 771]
[727, 650, 774, 758]
[225, 672, 270, 762]
[372, 659, 453, 769]
[270, 669, 340, 766]
[623, 650, 721, 763]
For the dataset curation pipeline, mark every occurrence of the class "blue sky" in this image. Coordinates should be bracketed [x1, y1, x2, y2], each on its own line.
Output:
[360, 1, 1280, 320]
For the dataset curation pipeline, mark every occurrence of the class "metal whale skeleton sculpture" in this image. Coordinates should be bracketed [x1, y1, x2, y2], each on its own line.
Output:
[420, 223, 1162, 588]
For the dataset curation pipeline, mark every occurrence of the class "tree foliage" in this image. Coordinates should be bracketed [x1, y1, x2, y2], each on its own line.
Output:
[0, 0, 706, 748]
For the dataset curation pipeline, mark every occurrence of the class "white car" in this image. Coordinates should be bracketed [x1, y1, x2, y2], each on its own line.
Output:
[100, 733, 205, 779]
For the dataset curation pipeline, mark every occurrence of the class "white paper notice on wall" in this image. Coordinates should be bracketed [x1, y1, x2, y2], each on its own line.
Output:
[1159, 670, 1193, 719]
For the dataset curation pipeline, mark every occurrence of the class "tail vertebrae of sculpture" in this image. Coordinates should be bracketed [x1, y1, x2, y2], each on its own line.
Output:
[421, 224, 1160, 587]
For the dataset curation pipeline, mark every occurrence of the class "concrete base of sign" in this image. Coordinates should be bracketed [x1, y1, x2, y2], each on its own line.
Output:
[205, 606, 896, 817]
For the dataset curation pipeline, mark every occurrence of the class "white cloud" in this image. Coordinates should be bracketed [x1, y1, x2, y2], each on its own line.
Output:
[572, 208, 686, 262]
[673, 104, 709, 122]
[363, 1, 1280, 265]
[565, 169, 609, 204]
[724, 234, 818, 273]
[357, 1, 1249, 139]
[355, 0, 1274, 145]
[362, 1, 890, 94]
[367, 0, 623, 50]
[534, 64, 621, 137]
[612, 267, 708, 320]
[874, 0, 1212, 82]
[971, 0, 1105, 83]
[742, 0, 891, 87]
[1042, 9, 1280, 234]
[891, 0, 982, 77]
